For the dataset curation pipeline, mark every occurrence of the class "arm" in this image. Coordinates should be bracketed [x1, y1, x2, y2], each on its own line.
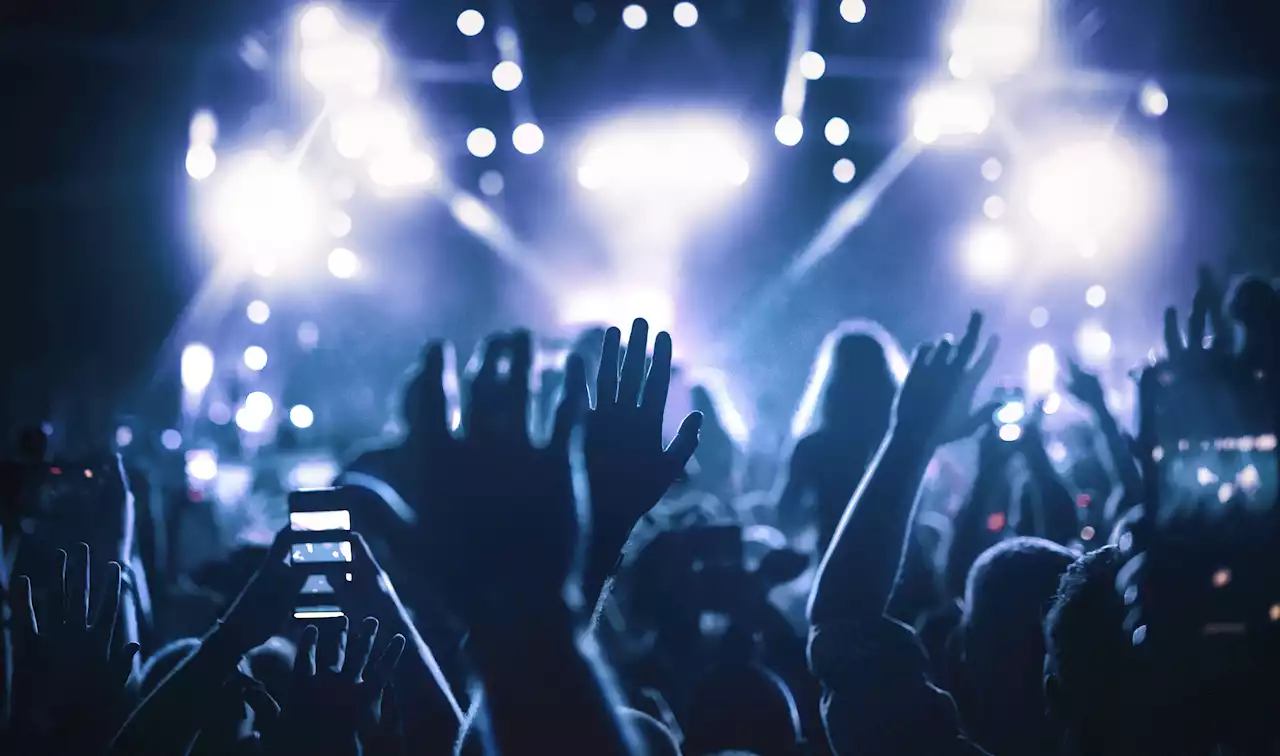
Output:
[774, 440, 812, 537]
[943, 436, 1009, 600]
[1066, 360, 1142, 518]
[1019, 415, 1080, 546]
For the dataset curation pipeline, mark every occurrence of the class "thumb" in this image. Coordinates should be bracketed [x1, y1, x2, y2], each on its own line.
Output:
[664, 412, 703, 474]
[110, 642, 141, 691]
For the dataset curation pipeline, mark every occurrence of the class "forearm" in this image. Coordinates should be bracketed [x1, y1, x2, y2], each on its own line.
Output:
[944, 463, 1006, 598]
[808, 431, 933, 625]
[1024, 448, 1078, 546]
[1096, 409, 1142, 495]
[469, 610, 636, 756]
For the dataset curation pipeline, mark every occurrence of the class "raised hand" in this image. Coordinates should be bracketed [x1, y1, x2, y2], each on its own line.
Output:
[1163, 266, 1234, 364]
[9, 543, 141, 753]
[216, 527, 307, 654]
[894, 312, 998, 448]
[1065, 357, 1106, 410]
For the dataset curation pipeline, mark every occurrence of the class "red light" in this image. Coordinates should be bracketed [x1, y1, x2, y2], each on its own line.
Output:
[986, 512, 1007, 532]
[49, 466, 62, 475]
[188, 489, 203, 502]
[1076, 494, 1091, 508]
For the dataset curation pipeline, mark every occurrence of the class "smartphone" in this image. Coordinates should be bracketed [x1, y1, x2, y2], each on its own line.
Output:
[992, 387, 1028, 441]
[288, 488, 355, 620]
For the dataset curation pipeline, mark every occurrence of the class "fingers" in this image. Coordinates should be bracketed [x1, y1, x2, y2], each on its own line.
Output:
[70, 543, 90, 628]
[552, 354, 588, 453]
[344, 617, 379, 682]
[664, 412, 703, 477]
[244, 683, 282, 726]
[53, 549, 68, 627]
[14, 575, 38, 639]
[595, 327, 622, 407]
[932, 337, 955, 370]
[317, 615, 349, 674]
[109, 642, 141, 691]
[296, 624, 320, 680]
[618, 319, 650, 408]
[90, 561, 123, 653]
[643, 331, 674, 418]
[420, 342, 451, 442]
[367, 633, 407, 691]
[504, 330, 533, 439]
[969, 334, 999, 383]
[1188, 287, 1209, 354]
[468, 336, 506, 436]
[954, 312, 983, 366]
[1163, 307, 1184, 359]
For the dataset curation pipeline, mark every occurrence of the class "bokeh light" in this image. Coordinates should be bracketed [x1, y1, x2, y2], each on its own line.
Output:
[467, 127, 498, 158]
[1029, 307, 1049, 328]
[1026, 136, 1157, 247]
[244, 345, 269, 371]
[491, 60, 524, 91]
[456, 9, 485, 37]
[1027, 343, 1058, 395]
[328, 247, 360, 278]
[1075, 322, 1114, 365]
[673, 2, 699, 27]
[246, 300, 271, 324]
[982, 195, 1004, 219]
[180, 343, 215, 393]
[186, 145, 217, 180]
[799, 51, 826, 81]
[840, 0, 867, 23]
[824, 117, 850, 146]
[186, 450, 218, 482]
[910, 82, 994, 144]
[512, 123, 545, 154]
[774, 115, 803, 146]
[202, 151, 322, 265]
[161, 429, 183, 450]
[962, 224, 1015, 283]
[479, 170, 505, 196]
[981, 157, 1002, 181]
[290, 404, 316, 429]
[1139, 80, 1169, 117]
[833, 158, 856, 184]
[1086, 284, 1107, 308]
[622, 4, 648, 29]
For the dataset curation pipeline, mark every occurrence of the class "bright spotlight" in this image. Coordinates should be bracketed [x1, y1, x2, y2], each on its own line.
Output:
[1085, 284, 1107, 308]
[948, 5, 1042, 81]
[203, 151, 322, 264]
[799, 51, 826, 80]
[467, 127, 498, 157]
[1075, 322, 1113, 365]
[298, 4, 340, 42]
[561, 286, 675, 334]
[622, 4, 648, 29]
[840, 0, 867, 23]
[962, 224, 1015, 283]
[1026, 136, 1156, 246]
[479, 170, 505, 196]
[450, 195, 498, 235]
[243, 345, 269, 371]
[246, 391, 275, 419]
[833, 158, 856, 183]
[948, 53, 973, 79]
[512, 123, 545, 154]
[161, 429, 183, 451]
[235, 408, 265, 433]
[185, 450, 218, 482]
[457, 9, 485, 36]
[824, 117, 850, 146]
[1029, 306, 1049, 328]
[246, 300, 271, 324]
[999, 423, 1023, 442]
[329, 102, 413, 160]
[186, 145, 217, 180]
[996, 401, 1026, 425]
[298, 25, 382, 98]
[1027, 343, 1058, 395]
[329, 211, 352, 238]
[328, 247, 360, 278]
[115, 426, 133, 448]
[981, 157, 1002, 181]
[774, 115, 803, 146]
[180, 343, 215, 393]
[189, 109, 218, 145]
[575, 114, 751, 199]
[982, 195, 1005, 219]
[491, 60, 524, 91]
[1139, 80, 1168, 117]
[910, 82, 994, 144]
[1043, 391, 1062, 415]
[369, 150, 436, 188]
[673, 2, 698, 27]
[290, 404, 316, 429]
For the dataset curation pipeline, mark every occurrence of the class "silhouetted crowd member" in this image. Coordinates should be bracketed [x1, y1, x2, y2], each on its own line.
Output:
[2, 269, 1279, 756]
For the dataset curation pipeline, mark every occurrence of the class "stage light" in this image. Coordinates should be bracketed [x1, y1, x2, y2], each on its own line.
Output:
[369, 150, 435, 188]
[234, 408, 265, 433]
[840, 0, 867, 23]
[246, 391, 274, 419]
[1139, 80, 1168, 117]
[1029, 307, 1049, 328]
[575, 114, 751, 198]
[561, 286, 675, 334]
[457, 9, 485, 36]
[185, 450, 218, 482]
[981, 157, 1002, 181]
[910, 82, 993, 144]
[996, 401, 1025, 425]
[947, 0, 1043, 81]
[254, 259, 276, 277]
[189, 109, 218, 145]
[1075, 322, 1113, 365]
[298, 24, 382, 98]
[186, 145, 217, 180]
[774, 115, 803, 146]
[1043, 391, 1062, 414]
[1086, 284, 1107, 308]
[244, 345, 269, 371]
[329, 102, 413, 159]
[1026, 136, 1156, 246]
[982, 195, 1004, 219]
[491, 60, 523, 91]
[290, 404, 316, 428]
[450, 195, 497, 235]
[1027, 343, 1057, 395]
[962, 223, 1015, 283]
[824, 117, 850, 146]
[181, 343, 215, 393]
[288, 459, 339, 489]
[833, 158, 856, 183]
[479, 170, 505, 196]
[467, 127, 498, 157]
[948, 53, 973, 79]
[161, 429, 183, 450]
[328, 247, 360, 278]
[799, 51, 826, 80]
[115, 426, 133, 448]
[298, 4, 339, 42]
[622, 4, 648, 29]
[203, 151, 322, 265]
[246, 300, 271, 324]
[674, 2, 698, 27]
[999, 424, 1022, 442]
[329, 211, 352, 238]
[298, 322, 320, 349]
[512, 123, 545, 154]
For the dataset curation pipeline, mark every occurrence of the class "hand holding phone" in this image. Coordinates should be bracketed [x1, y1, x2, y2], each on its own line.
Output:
[288, 489, 356, 620]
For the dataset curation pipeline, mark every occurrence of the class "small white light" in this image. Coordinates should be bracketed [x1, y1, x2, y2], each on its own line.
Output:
[246, 391, 274, 419]
[1237, 464, 1261, 492]
[328, 211, 352, 238]
[186, 145, 217, 180]
[209, 403, 232, 425]
[328, 247, 360, 278]
[298, 322, 320, 349]
[368, 151, 436, 188]
[833, 158, 856, 183]
[181, 343, 215, 393]
[963, 224, 1015, 283]
[996, 401, 1026, 425]
[457, 9, 485, 37]
[622, 4, 648, 29]
[1075, 323, 1113, 365]
[161, 429, 183, 450]
[981, 157, 1002, 181]
[840, 0, 867, 23]
[673, 2, 698, 27]
[186, 450, 218, 482]
[290, 404, 316, 429]
[253, 258, 276, 278]
[1029, 307, 1050, 328]
[235, 408, 265, 433]
[1139, 80, 1168, 117]
[467, 127, 498, 158]
[774, 115, 803, 146]
[512, 123, 545, 154]
[1197, 467, 1218, 486]
[1043, 392, 1062, 414]
[948, 53, 972, 79]
[999, 423, 1022, 442]
[298, 4, 339, 41]
[1217, 483, 1234, 504]
[115, 426, 133, 448]
[1086, 285, 1107, 308]
[491, 61, 523, 91]
[189, 109, 218, 145]
[246, 300, 271, 324]
[244, 346, 269, 371]
[799, 51, 826, 80]
[824, 117, 850, 146]
[983, 195, 1005, 219]
[479, 170, 505, 196]
[1027, 343, 1058, 396]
